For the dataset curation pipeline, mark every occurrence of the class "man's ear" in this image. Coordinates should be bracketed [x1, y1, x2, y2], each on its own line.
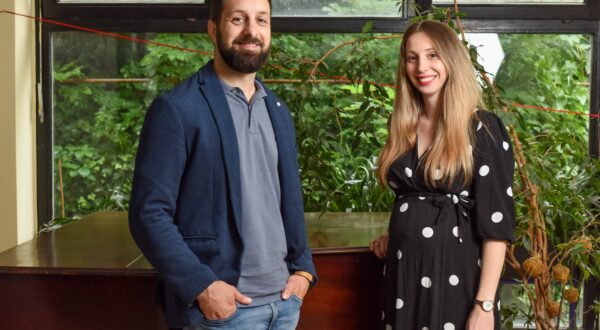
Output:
[207, 19, 217, 44]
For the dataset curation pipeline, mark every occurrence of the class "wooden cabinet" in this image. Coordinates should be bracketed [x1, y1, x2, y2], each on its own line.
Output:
[0, 211, 387, 329]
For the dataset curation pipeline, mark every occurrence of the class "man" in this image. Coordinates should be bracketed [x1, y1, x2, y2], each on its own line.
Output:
[129, 0, 316, 328]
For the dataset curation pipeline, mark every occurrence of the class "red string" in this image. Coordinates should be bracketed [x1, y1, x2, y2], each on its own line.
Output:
[1, 9, 598, 119]
[511, 103, 599, 119]
[0, 9, 212, 56]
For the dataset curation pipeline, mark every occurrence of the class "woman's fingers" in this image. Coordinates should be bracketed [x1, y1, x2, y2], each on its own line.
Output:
[370, 235, 388, 259]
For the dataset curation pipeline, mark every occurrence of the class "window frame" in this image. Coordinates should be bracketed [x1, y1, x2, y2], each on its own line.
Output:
[41, 0, 600, 20]
[428, 0, 600, 19]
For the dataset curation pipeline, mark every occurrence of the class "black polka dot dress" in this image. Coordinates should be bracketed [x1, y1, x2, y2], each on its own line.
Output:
[380, 110, 515, 330]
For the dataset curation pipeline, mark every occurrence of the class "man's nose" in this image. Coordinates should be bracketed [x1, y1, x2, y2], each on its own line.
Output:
[242, 19, 259, 36]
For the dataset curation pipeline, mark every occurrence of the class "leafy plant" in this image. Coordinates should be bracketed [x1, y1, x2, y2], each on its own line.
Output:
[498, 35, 600, 329]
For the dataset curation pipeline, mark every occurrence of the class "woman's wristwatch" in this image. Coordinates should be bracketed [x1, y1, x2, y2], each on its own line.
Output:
[475, 299, 495, 312]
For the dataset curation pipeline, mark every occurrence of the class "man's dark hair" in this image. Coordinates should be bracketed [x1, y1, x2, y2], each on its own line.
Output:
[209, 0, 272, 23]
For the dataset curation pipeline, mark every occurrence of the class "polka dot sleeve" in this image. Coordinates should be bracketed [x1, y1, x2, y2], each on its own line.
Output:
[471, 111, 516, 243]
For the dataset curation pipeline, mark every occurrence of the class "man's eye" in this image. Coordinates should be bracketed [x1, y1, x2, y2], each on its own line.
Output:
[231, 16, 245, 24]
[257, 17, 269, 25]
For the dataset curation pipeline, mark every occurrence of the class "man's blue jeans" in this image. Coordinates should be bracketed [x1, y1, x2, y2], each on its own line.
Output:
[185, 295, 302, 330]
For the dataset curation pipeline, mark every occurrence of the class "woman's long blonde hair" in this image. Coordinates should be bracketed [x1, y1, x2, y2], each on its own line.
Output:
[378, 20, 482, 188]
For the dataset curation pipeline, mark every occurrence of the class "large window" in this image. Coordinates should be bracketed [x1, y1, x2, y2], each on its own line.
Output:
[49, 31, 593, 220]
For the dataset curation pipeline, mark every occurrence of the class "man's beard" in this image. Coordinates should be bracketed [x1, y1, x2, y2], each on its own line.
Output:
[217, 30, 270, 73]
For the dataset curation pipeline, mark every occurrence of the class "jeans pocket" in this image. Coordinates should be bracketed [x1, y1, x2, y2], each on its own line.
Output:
[200, 309, 239, 327]
[290, 294, 303, 306]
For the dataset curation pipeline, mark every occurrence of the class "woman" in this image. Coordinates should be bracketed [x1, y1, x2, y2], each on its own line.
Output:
[369, 20, 515, 330]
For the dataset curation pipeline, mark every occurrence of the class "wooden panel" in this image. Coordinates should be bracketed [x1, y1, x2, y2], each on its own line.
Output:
[0, 252, 382, 330]
[0, 273, 166, 330]
[0, 211, 386, 329]
[299, 251, 383, 329]
[0, 211, 148, 274]
[0, 211, 387, 272]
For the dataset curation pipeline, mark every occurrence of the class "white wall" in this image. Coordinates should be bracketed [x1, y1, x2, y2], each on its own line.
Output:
[0, 0, 37, 252]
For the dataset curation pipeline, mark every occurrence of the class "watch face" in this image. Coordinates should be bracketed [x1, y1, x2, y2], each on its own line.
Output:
[482, 300, 494, 311]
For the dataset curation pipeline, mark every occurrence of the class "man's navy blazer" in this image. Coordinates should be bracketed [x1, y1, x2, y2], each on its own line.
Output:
[129, 61, 316, 327]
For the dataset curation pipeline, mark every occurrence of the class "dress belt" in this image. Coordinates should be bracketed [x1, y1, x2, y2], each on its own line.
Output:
[397, 192, 474, 243]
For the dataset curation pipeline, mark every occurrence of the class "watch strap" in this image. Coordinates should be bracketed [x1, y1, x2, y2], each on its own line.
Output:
[293, 271, 314, 285]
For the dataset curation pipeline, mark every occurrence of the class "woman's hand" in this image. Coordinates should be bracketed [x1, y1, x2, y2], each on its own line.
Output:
[466, 305, 494, 330]
[369, 234, 389, 259]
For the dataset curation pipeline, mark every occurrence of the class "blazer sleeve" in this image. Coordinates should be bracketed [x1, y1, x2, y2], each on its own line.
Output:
[129, 95, 219, 307]
[277, 100, 318, 283]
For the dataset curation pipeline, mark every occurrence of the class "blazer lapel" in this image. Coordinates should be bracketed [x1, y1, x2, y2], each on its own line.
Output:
[263, 89, 292, 165]
[196, 63, 243, 235]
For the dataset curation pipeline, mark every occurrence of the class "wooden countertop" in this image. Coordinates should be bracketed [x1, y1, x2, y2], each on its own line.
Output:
[0, 211, 389, 275]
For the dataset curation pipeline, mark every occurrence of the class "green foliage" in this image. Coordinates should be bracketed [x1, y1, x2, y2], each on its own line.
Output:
[52, 32, 212, 219]
[494, 34, 600, 282]
[500, 283, 586, 329]
[265, 33, 399, 211]
[322, 0, 399, 16]
[409, 3, 468, 24]
[273, 0, 399, 16]
[52, 30, 400, 219]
